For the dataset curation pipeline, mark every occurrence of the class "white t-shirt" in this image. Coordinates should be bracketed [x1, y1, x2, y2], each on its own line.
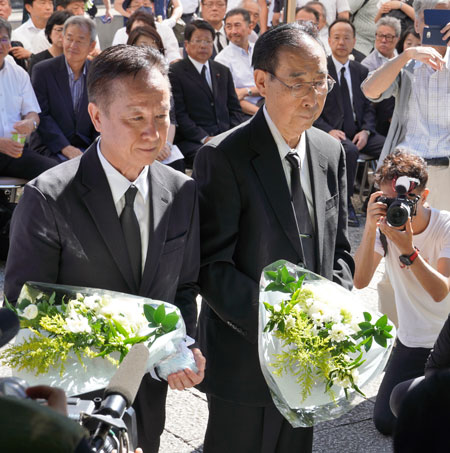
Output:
[0, 58, 40, 138]
[112, 23, 181, 63]
[374, 208, 450, 348]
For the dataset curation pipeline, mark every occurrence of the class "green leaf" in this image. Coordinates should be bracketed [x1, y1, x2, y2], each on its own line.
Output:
[113, 319, 129, 338]
[3, 297, 17, 313]
[364, 336, 373, 352]
[375, 315, 388, 329]
[265, 271, 278, 281]
[374, 335, 387, 348]
[153, 304, 166, 324]
[161, 312, 179, 332]
[143, 304, 156, 323]
[124, 334, 151, 345]
[281, 266, 291, 284]
[17, 298, 32, 311]
[381, 330, 393, 339]
[278, 319, 285, 334]
[358, 321, 372, 331]
[363, 312, 372, 322]
[48, 292, 56, 306]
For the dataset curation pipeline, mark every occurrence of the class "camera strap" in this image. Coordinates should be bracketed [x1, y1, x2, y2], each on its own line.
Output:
[380, 231, 388, 257]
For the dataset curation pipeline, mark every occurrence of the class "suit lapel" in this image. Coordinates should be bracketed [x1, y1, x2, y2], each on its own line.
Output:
[210, 61, 220, 99]
[250, 110, 303, 259]
[328, 58, 344, 117]
[305, 128, 328, 274]
[80, 143, 138, 293]
[184, 59, 214, 100]
[139, 164, 172, 295]
[54, 56, 75, 124]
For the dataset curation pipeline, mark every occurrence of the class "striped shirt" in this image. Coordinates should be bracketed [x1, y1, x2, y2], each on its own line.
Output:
[65, 57, 87, 113]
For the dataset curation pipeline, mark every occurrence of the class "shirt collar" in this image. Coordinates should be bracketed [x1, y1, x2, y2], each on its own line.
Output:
[25, 17, 43, 31]
[374, 48, 398, 62]
[228, 40, 253, 56]
[64, 56, 87, 79]
[332, 55, 350, 75]
[188, 55, 210, 74]
[96, 139, 150, 205]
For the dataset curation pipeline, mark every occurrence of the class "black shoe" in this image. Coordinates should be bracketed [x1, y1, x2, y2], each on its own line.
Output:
[348, 203, 360, 227]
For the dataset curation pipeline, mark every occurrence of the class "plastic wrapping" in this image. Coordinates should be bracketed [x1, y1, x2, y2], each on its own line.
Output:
[258, 260, 396, 427]
[5, 282, 196, 396]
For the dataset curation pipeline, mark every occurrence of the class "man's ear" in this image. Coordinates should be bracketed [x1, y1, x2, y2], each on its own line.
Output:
[254, 69, 267, 98]
[24, 3, 33, 14]
[89, 40, 97, 53]
[88, 102, 102, 133]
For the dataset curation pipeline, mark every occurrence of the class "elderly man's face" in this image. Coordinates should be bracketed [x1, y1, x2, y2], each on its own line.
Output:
[256, 40, 328, 139]
[63, 24, 95, 68]
[0, 0, 11, 19]
[375, 25, 398, 58]
[295, 10, 319, 25]
[308, 4, 326, 30]
[225, 13, 251, 48]
[88, 70, 171, 179]
[0, 27, 10, 62]
[185, 28, 214, 63]
[242, 1, 260, 29]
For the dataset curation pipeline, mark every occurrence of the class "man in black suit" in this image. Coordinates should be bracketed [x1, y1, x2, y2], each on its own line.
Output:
[170, 19, 244, 168]
[314, 19, 385, 226]
[5, 45, 205, 453]
[30, 16, 98, 162]
[193, 22, 354, 453]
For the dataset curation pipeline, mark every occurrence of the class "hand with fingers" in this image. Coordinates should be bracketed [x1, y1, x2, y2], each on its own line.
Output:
[167, 348, 206, 390]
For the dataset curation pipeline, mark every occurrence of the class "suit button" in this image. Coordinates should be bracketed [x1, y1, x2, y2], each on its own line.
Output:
[210, 102, 214, 106]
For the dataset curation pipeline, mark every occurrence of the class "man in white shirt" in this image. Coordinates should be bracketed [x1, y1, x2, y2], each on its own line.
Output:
[215, 8, 262, 115]
[11, 0, 53, 59]
[362, 0, 450, 211]
[0, 18, 55, 179]
[354, 150, 450, 436]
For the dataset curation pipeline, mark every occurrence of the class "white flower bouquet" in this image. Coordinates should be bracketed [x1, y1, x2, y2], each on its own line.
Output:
[1, 282, 196, 395]
[259, 260, 396, 427]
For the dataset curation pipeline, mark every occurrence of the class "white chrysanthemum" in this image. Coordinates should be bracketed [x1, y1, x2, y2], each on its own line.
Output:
[66, 314, 92, 334]
[311, 312, 324, 326]
[335, 374, 351, 388]
[83, 295, 100, 310]
[274, 305, 282, 312]
[22, 304, 38, 320]
[304, 297, 315, 309]
[328, 323, 351, 343]
[307, 301, 326, 317]
[323, 309, 342, 324]
[285, 315, 295, 330]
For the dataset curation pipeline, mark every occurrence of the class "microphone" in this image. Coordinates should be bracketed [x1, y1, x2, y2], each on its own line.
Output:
[89, 343, 149, 451]
[0, 308, 20, 348]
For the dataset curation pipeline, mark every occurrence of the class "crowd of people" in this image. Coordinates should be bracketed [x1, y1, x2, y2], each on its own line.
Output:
[1, 0, 450, 451]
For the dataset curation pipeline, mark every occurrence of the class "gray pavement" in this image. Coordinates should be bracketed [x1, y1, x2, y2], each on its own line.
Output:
[0, 191, 391, 451]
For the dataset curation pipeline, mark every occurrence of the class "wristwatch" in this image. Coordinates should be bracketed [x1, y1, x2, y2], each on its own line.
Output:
[32, 120, 38, 131]
[399, 248, 419, 266]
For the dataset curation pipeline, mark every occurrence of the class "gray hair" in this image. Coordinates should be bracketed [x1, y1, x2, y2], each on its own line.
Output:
[306, 1, 328, 23]
[377, 16, 401, 36]
[0, 17, 11, 39]
[413, 0, 449, 15]
[63, 15, 97, 43]
[239, 0, 261, 10]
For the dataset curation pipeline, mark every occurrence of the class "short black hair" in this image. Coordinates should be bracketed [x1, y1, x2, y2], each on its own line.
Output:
[225, 8, 250, 24]
[45, 10, 72, 42]
[87, 45, 169, 110]
[0, 17, 11, 39]
[328, 18, 355, 37]
[396, 25, 420, 53]
[252, 22, 321, 74]
[185, 19, 215, 42]
[295, 6, 320, 23]
[55, 0, 85, 8]
[127, 25, 165, 55]
[126, 8, 156, 35]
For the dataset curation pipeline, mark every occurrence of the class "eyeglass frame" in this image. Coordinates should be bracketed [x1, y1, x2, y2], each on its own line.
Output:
[0, 36, 10, 44]
[190, 38, 214, 46]
[266, 71, 336, 98]
[375, 32, 397, 42]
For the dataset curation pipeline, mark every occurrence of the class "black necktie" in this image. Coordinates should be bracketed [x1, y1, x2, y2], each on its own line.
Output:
[339, 67, 357, 139]
[201, 65, 211, 92]
[120, 185, 141, 288]
[285, 152, 316, 270]
[216, 31, 223, 52]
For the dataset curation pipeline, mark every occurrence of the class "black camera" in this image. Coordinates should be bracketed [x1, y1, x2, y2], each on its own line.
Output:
[376, 176, 421, 227]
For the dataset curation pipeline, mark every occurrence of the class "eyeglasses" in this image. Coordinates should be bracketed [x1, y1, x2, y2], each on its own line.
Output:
[0, 37, 9, 44]
[202, 2, 226, 7]
[191, 39, 214, 45]
[268, 72, 336, 98]
[376, 33, 396, 42]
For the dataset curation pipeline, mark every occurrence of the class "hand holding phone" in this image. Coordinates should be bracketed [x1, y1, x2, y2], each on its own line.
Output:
[422, 9, 450, 46]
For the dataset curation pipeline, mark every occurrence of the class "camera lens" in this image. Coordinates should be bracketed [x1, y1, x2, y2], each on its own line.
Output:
[387, 205, 410, 227]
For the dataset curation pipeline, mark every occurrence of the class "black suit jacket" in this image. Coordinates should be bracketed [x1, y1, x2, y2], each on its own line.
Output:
[30, 55, 98, 155]
[4, 143, 200, 338]
[314, 56, 376, 135]
[169, 58, 244, 158]
[193, 108, 354, 405]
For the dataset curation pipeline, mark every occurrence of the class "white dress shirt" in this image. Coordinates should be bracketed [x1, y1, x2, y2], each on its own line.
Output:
[263, 106, 315, 228]
[111, 24, 181, 63]
[215, 41, 262, 105]
[188, 55, 212, 90]
[97, 141, 151, 272]
[0, 58, 40, 138]
[11, 18, 50, 54]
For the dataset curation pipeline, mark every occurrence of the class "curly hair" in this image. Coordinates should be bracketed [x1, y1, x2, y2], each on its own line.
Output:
[375, 149, 428, 191]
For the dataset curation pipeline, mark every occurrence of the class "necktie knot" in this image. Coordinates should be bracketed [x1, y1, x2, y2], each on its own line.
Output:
[341, 66, 346, 77]
[286, 151, 301, 170]
[124, 185, 138, 207]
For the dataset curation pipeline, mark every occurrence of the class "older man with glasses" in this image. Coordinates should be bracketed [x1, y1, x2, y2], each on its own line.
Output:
[193, 21, 354, 453]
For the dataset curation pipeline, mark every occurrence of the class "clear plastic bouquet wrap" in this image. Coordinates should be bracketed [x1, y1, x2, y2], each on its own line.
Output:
[259, 260, 396, 427]
[1, 282, 197, 395]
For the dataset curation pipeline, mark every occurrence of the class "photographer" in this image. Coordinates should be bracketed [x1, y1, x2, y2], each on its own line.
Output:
[353, 150, 450, 436]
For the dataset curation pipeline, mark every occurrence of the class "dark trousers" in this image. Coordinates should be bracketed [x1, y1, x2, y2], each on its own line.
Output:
[204, 394, 313, 453]
[373, 340, 431, 436]
[0, 148, 56, 180]
[341, 132, 384, 198]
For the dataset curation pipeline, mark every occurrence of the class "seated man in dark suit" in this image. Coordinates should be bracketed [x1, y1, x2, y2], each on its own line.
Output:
[30, 15, 98, 162]
[169, 20, 244, 168]
[314, 18, 385, 227]
[5, 45, 205, 453]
